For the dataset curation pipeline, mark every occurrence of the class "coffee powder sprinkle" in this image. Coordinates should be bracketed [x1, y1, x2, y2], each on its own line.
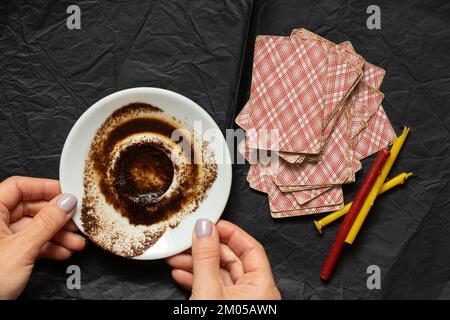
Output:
[81, 102, 217, 258]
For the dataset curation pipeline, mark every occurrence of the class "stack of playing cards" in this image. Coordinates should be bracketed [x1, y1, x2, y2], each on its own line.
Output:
[236, 29, 396, 218]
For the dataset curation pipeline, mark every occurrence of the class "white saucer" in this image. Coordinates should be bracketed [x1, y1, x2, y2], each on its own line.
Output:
[59, 87, 232, 260]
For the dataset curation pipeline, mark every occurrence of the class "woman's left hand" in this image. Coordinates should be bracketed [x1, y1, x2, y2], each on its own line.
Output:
[0, 176, 86, 300]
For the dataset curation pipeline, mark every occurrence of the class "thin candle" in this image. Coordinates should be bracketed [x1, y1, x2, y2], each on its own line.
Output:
[345, 127, 410, 244]
[314, 172, 413, 233]
[320, 148, 390, 281]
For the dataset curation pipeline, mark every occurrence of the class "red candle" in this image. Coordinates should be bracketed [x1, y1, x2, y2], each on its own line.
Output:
[320, 147, 390, 281]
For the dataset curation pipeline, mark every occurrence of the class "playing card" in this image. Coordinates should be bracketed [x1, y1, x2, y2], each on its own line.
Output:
[271, 104, 395, 192]
[236, 36, 311, 164]
[248, 160, 343, 208]
[235, 35, 291, 131]
[340, 41, 386, 90]
[277, 51, 365, 163]
[271, 100, 355, 188]
[238, 31, 364, 164]
[276, 34, 364, 165]
[279, 185, 335, 206]
[347, 80, 384, 140]
[267, 178, 343, 216]
[269, 187, 343, 213]
[248, 164, 264, 192]
[354, 105, 397, 160]
[340, 41, 386, 143]
[270, 204, 344, 218]
[278, 184, 330, 193]
[240, 35, 329, 154]
[248, 162, 343, 215]
[247, 93, 356, 191]
[248, 150, 345, 210]
[291, 187, 330, 204]
[240, 138, 333, 204]
[235, 29, 395, 218]
[291, 29, 365, 154]
[277, 151, 306, 164]
[292, 186, 342, 205]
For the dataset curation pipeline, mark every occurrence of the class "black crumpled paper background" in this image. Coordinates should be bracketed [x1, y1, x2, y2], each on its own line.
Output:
[1, 0, 450, 299]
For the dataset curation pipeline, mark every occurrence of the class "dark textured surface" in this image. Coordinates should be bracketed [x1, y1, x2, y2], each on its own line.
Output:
[1, 0, 450, 299]
[1, 0, 252, 300]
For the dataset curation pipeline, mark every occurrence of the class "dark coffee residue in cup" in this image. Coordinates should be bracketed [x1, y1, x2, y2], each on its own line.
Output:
[81, 102, 217, 257]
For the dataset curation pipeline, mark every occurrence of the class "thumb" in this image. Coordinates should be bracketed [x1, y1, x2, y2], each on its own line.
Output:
[16, 193, 77, 256]
[191, 219, 223, 299]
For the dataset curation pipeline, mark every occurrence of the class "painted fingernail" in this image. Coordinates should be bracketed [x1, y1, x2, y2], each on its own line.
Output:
[56, 193, 78, 214]
[195, 219, 212, 238]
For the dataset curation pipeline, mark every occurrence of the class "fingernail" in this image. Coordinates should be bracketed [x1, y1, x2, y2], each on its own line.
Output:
[195, 219, 212, 238]
[56, 193, 78, 214]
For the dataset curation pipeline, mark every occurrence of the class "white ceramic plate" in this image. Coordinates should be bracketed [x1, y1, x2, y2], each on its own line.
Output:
[59, 87, 232, 260]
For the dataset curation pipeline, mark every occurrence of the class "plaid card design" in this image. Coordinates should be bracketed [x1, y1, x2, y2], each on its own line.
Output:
[235, 29, 395, 218]
[241, 36, 328, 153]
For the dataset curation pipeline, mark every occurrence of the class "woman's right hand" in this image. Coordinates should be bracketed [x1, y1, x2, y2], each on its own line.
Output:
[167, 219, 281, 300]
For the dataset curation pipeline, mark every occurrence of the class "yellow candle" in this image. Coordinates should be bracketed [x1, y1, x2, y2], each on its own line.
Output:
[345, 127, 410, 244]
[314, 172, 413, 233]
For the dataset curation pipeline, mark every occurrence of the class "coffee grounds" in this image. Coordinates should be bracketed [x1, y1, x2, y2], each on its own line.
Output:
[81, 102, 217, 257]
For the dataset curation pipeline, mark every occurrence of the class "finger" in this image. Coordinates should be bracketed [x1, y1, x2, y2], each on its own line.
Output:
[174, 268, 232, 288]
[166, 253, 192, 272]
[217, 220, 272, 275]
[0, 176, 60, 211]
[15, 194, 77, 256]
[10, 216, 81, 234]
[9, 200, 49, 222]
[220, 268, 234, 287]
[220, 243, 245, 283]
[172, 269, 193, 291]
[167, 245, 245, 283]
[8, 216, 32, 232]
[10, 216, 86, 252]
[0, 220, 12, 237]
[52, 229, 86, 252]
[0, 203, 10, 228]
[167, 250, 239, 287]
[39, 242, 74, 261]
[191, 219, 223, 293]
[64, 220, 80, 232]
[10, 202, 83, 229]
